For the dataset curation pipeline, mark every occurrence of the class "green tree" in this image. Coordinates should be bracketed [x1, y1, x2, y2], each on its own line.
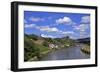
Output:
[43, 41, 49, 47]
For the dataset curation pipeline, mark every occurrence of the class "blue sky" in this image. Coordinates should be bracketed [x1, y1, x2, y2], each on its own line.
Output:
[24, 11, 90, 39]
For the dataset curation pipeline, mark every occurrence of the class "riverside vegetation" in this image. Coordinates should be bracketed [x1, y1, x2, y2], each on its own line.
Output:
[24, 34, 90, 61]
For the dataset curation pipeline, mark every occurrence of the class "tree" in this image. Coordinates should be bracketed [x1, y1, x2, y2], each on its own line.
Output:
[66, 36, 70, 39]
[43, 41, 49, 47]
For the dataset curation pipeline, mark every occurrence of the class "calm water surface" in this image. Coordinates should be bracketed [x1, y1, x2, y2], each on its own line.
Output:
[40, 45, 90, 61]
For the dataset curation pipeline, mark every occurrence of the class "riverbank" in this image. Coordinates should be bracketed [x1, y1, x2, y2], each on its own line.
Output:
[28, 45, 75, 61]
[40, 45, 90, 61]
[81, 45, 90, 54]
[28, 45, 90, 61]
[24, 34, 77, 61]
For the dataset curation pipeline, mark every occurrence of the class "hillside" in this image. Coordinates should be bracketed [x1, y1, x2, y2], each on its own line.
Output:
[76, 37, 90, 44]
[24, 34, 76, 61]
[24, 34, 50, 61]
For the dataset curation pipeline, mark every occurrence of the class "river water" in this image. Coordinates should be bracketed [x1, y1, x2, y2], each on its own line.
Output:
[40, 45, 90, 61]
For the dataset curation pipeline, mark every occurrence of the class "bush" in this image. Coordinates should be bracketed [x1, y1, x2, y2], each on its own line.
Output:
[24, 36, 40, 61]
[43, 41, 49, 47]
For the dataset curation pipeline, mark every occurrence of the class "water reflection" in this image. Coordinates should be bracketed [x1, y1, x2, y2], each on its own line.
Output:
[40, 45, 90, 61]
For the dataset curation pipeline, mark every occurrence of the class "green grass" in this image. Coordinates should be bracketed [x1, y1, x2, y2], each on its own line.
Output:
[24, 34, 51, 61]
[34, 43, 49, 53]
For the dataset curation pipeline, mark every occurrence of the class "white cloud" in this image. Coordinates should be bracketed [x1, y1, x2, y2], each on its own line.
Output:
[41, 34, 56, 38]
[73, 16, 90, 38]
[81, 16, 90, 23]
[24, 23, 75, 36]
[24, 24, 56, 30]
[74, 24, 90, 38]
[25, 24, 59, 32]
[60, 31, 74, 35]
[24, 24, 36, 28]
[56, 17, 72, 25]
[40, 26, 59, 32]
[30, 17, 44, 22]
[74, 24, 89, 32]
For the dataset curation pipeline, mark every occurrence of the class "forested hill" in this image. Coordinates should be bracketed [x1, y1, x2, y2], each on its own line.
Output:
[76, 37, 90, 44]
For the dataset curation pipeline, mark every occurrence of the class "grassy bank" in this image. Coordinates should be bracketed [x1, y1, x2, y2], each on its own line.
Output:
[81, 45, 90, 54]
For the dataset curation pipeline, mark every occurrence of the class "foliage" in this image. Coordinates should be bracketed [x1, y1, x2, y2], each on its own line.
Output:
[43, 41, 49, 47]
[24, 34, 40, 61]
[24, 34, 76, 61]
[24, 34, 50, 61]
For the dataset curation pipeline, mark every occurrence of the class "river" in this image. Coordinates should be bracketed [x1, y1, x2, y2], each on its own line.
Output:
[40, 45, 90, 61]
